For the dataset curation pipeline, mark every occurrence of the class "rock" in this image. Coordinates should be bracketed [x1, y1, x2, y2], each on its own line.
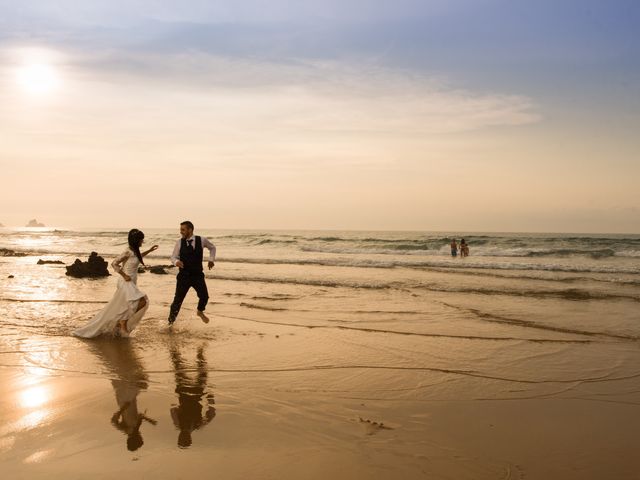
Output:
[65, 252, 110, 278]
[26, 219, 46, 228]
[38, 259, 65, 265]
[145, 264, 175, 274]
[149, 265, 168, 275]
[358, 417, 392, 434]
[8, 275, 14, 278]
[1, 248, 27, 257]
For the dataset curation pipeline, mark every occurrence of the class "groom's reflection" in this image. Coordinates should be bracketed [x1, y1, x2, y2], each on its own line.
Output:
[169, 343, 216, 448]
[89, 339, 156, 451]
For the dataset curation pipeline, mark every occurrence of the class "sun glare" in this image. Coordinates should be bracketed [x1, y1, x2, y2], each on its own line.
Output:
[16, 62, 61, 96]
[19, 386, 50, 409]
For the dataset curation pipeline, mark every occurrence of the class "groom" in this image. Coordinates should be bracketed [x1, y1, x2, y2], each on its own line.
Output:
[168, 221, 216, 325]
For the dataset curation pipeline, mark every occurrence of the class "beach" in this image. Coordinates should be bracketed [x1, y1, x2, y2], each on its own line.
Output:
[1, 228, 640, 479]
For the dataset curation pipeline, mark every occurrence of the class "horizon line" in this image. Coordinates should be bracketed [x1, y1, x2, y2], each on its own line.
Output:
[1, 225, 639, 236]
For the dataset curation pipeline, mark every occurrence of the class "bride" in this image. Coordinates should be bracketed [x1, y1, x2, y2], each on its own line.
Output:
[73, 229, 158, 338]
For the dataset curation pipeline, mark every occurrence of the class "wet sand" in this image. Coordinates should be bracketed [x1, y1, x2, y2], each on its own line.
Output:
[2, 304, 640, 479]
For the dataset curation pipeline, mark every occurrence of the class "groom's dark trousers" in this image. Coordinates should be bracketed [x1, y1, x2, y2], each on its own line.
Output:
[170, 235, 209, 317]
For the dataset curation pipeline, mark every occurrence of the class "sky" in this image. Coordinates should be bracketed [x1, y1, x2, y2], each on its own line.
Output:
[0, 0, 638, 232]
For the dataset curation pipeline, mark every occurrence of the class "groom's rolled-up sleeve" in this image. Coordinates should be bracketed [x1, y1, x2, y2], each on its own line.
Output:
[170, 240, 181, 266]
[202, 237, 217, 262]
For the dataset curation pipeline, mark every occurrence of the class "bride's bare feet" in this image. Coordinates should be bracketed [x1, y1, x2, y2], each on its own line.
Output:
[197, 310, 210, 324]
[119, 319, 128, 334]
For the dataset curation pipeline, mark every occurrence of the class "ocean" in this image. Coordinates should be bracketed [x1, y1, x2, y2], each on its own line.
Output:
[1, 227, 639, 478]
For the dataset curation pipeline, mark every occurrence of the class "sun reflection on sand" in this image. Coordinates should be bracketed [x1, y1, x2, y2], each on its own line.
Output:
[0, 409, 51, 437]
[16, 276, 70, 301]
[22, 341, 63, 375]
[23, 366, 52, 379]
[3, 274, 75, 316]
[1, 358, 56, 436]
[0, 436, 16, 454]
[16, 409, 50, 430]
[19, 386, 50, 409]
[11, 373, 53, 433]
[23, 449, 54, 464]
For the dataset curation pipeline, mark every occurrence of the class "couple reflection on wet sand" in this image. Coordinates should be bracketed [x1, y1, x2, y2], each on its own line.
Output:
[88, 339, 215, 451]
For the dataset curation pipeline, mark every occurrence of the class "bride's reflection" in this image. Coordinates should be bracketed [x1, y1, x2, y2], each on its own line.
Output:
[89, 339, 157, 451]
[169, 343, 216, 448]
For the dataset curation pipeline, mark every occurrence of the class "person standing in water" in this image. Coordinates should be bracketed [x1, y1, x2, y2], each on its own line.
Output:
[460, 238, 469, 257]
[450, 239, 458, 257]
[168, 221, 216, 326]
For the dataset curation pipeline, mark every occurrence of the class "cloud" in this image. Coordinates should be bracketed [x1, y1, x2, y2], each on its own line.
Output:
[0, 0, 449, 27]
[0, 48, 540, 180]
[0, 1, 539, 140]
[44, 50, 540, 134]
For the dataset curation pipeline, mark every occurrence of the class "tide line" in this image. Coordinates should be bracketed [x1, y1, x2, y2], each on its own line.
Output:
[215, 313, 592, 344]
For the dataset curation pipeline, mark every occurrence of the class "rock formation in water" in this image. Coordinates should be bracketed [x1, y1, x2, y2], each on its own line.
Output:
[26, 219, 46, 227]
[38, 259, 65, 265]
[65, 252, 110, 278]
[149, 265, 169, 274]
[0, 248, 27, 257]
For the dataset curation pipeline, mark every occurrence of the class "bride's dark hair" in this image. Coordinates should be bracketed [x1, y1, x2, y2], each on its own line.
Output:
[128, 229, 145, 265]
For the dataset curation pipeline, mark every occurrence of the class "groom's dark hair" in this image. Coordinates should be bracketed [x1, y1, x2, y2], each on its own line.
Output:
[181, 220, 194, 230]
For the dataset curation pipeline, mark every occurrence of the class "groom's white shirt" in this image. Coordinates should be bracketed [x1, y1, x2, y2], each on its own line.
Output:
[171, 235, 217, 266]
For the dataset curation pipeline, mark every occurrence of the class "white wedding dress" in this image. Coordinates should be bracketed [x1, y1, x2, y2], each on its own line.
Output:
[73, 249, 149, 338]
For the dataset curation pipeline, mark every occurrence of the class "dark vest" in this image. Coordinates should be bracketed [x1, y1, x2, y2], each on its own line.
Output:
[180, 236, 203, 273]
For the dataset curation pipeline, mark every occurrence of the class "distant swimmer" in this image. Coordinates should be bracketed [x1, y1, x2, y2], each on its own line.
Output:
[450, 239, 458, 257]
[460, 238, 469, 257]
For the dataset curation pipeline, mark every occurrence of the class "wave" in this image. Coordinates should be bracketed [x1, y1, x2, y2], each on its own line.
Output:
[437, 301, 640, 341]
[426, 267, 640, 286]
[1, 245, 639, 276]
[524, 248, 616, 259]
[239, 302, 288, 311]
[250, 294, 302, 301]
[218, 256, 640, 275]
[2, 231, 640, 283]
[209, 273, 640, 302]
[1, 229, 129, 238]
[297, 244, 640, 258]
[212, 274, 391, 290]
[0, 297, 108, 304]
[215, 314, 593, 345]
[409, 285, 640, 303]
[255, 239, 297, 245]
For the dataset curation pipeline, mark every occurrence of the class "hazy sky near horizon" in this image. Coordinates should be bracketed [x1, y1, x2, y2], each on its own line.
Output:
[0, 0, 638, 232]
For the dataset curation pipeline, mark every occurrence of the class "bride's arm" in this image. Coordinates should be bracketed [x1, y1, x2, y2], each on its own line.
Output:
[141, 245, 159, 257]
[112, 250, 132, 281]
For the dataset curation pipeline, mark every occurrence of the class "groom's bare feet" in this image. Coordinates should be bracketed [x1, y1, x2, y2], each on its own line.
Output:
[197, 310, 210, 324]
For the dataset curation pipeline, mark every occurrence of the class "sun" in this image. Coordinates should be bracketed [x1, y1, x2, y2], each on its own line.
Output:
[16, 62, 61, 96]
